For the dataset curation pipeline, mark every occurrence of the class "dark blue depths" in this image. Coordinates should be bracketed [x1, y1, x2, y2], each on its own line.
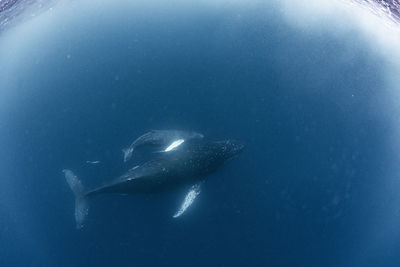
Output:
[0, 4, 399, 267]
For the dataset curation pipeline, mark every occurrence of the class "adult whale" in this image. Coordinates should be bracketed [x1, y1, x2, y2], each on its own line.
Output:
[122, 129, 204, 162]
[64, 139, 244, 228]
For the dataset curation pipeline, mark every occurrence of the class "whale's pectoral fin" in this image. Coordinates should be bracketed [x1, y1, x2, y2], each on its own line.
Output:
[173, 183, 202, 218]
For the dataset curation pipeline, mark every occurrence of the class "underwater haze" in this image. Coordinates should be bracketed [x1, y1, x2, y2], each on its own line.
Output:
[1, 0, 400, 266]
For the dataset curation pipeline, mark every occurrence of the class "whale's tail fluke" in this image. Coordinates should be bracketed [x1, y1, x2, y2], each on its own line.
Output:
[63, 169, 89, 229]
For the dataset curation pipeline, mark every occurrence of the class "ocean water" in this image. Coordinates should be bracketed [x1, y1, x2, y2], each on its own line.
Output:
[1, 1, 400, 266]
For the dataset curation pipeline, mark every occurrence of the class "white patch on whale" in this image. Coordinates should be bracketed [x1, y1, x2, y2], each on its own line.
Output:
[86, 160, 100, 164]
[164, 139, 185, 152]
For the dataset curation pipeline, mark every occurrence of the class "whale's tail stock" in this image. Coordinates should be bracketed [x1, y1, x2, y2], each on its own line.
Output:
[63, 169, 89, 229]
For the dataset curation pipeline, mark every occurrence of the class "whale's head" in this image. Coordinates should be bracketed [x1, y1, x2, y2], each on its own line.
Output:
[217, 139, 244, 160]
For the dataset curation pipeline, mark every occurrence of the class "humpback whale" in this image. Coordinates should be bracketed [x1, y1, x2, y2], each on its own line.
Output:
[122, 130, 204, 162]
[64, 139, 243, 228]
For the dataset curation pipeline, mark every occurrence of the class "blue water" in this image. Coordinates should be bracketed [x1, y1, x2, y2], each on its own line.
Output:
[1, 1, 400, 266]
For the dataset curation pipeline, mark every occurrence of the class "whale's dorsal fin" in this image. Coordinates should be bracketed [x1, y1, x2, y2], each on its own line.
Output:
[122, 147, 133, 162]
[173, 183, 201, 218]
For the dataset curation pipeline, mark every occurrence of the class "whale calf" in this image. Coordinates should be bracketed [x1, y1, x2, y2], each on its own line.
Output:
[64, 139, 243, 228]
[122, 130, 204, 162]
